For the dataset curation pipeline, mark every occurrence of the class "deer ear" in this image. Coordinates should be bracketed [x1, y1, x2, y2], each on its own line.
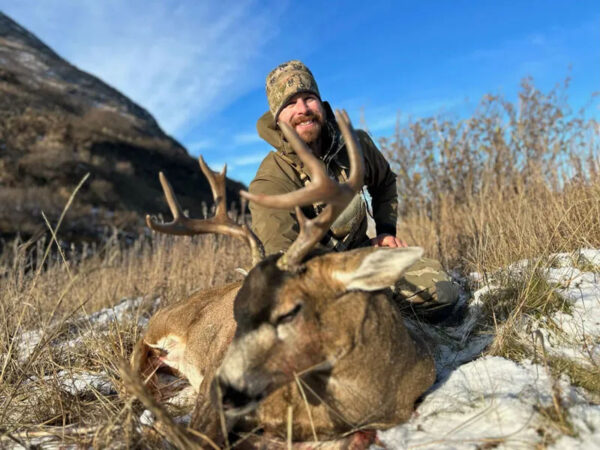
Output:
[332, 247, 424, 292]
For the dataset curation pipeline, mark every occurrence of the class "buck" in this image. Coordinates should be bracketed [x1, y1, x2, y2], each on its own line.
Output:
[131, 111, 436, 446]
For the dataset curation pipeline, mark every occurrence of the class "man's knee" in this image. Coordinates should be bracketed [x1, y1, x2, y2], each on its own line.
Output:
[395, 258, 459, 305]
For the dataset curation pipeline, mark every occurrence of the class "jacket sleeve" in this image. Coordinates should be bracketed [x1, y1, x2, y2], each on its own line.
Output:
[248, 154, 301, 256]
[358, 130, 398, 237]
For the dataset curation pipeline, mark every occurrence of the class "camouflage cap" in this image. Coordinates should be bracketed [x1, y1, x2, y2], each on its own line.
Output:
[266, 60, 321, 122]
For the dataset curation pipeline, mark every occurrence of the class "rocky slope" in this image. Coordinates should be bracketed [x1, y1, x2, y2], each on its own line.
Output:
[0, 12, 245, 242]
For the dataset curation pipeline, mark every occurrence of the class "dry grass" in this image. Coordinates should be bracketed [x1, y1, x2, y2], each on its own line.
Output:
[382, 77, 600, 272]
[0, 76, 598, 447]
[545, 356, 600, 400]
[0, 229, 247, 448]
[481, 269, 572, 322]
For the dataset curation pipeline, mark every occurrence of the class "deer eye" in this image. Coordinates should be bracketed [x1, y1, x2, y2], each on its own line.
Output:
[275, 303, 303, 326]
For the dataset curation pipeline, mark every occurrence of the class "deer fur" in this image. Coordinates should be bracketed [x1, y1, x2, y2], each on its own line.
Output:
[131, 282, 241, 398]
[215, 246, 435, 441]
[132, 246, 436, 443]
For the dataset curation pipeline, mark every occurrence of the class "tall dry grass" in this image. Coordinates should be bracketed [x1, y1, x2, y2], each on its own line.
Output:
[380, 77, 599, 272]
[0, 231, 247, 447]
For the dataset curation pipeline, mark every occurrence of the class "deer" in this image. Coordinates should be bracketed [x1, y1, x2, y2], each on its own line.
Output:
[131, 110, 436, 448]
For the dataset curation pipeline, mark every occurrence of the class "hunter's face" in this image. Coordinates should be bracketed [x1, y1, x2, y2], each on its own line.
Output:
[277, 93, 325, 145]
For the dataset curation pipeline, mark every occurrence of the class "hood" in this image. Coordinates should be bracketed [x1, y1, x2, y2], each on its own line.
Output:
[256, 101, 347, 169]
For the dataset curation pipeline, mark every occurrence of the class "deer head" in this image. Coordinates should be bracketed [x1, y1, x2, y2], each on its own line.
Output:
[215, 246, 424, 417]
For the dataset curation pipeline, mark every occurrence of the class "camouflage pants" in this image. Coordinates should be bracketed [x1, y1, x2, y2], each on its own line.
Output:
[393, 257, 459, 322]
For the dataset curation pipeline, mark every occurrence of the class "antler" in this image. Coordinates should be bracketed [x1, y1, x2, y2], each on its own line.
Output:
[146, 156, 265, 266]
[240, 109, 365, 271]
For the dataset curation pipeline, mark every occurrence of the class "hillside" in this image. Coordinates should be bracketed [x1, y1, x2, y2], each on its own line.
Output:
[0, 12, 245, 243]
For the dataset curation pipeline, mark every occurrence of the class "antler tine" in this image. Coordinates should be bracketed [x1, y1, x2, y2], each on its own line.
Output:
[145, 172, 187, 233]
[198, 156, 228, 220]
[276, 206, 335, 271]
[279, 109, 364, 271]
[146, 157, 265, 266]
[335, 109, 364, 192]
[240, 196, 248, 225]
[240, 121, 355, 209]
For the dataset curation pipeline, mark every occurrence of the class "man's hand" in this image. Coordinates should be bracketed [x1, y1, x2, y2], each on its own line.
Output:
[370, 234, 408, 248]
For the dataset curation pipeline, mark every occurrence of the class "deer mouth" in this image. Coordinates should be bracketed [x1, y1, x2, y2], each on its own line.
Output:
[220, 384, 266, 418]
[214, 372, 275, 418]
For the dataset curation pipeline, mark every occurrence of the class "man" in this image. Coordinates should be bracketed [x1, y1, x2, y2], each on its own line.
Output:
[249, 60, 458, 320]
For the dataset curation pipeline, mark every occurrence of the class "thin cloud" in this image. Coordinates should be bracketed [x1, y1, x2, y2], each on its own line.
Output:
[365, 114, 398, 133]
[232, 153, 268, 167]
[2, 0, 284, 135]
[210, 151, 267, 170]
[362, 96, 465, 134]
[187, 138, 216, 153]
[458, 18, 598, 83]
[233, 132, 262, 146]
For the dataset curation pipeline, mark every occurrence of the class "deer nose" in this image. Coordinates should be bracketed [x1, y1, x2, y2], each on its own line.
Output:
[215, 376, 264, 415]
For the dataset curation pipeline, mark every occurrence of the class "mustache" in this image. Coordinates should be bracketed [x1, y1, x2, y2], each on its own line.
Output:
[291, 112, 323, 127]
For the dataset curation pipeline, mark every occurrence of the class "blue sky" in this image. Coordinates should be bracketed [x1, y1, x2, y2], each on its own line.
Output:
[1, 1, 598, 185]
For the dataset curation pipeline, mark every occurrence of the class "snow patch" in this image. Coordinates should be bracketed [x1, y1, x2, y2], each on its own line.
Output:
[30, 370, 115, 396]
[14, 296, 161, 362]
[379, 249, 600, 449]
[379, 357, 597, 449]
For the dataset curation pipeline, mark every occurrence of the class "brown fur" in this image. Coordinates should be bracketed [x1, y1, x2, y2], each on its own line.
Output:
[131, 281, 242, 397]
[217, 249, 436, 441]
[132, 247, 435, 444]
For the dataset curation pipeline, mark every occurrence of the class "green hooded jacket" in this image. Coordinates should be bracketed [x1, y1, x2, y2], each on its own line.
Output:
[249, 101, 398, 256]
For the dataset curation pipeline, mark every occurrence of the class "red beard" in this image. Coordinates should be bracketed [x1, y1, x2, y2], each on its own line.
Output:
[291, 111, 324, 145]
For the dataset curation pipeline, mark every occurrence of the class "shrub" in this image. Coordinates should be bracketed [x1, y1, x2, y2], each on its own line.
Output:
[380, 77, 599, 272]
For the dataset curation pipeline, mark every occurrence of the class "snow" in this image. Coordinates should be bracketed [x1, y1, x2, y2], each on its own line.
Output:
[551, 404, 600, 449]
[378, 356, 594, 449]
[379, 249, 600, 449]
[26, 370, 115, 396]
[538, 266, 600, 366]
[139, 409, 155, 427]
[14, 296, 160, 362]
[5, 297, 161, 405]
